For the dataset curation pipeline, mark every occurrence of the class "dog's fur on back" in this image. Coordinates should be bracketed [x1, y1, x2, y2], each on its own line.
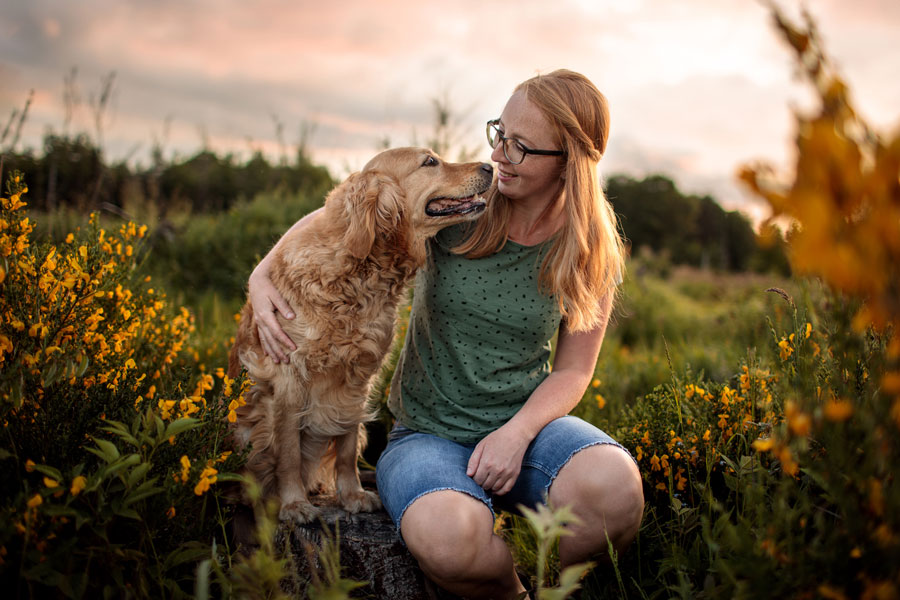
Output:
[228, 147, 492, 522]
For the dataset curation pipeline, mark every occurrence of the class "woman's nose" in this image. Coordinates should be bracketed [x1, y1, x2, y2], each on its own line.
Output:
[490, 141, 507, 164]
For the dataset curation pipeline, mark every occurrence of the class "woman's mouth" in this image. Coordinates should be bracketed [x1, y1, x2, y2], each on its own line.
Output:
[497, 169, 516, 183]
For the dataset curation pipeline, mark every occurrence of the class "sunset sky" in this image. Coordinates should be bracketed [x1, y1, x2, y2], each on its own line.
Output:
[1, 0, 898, 222]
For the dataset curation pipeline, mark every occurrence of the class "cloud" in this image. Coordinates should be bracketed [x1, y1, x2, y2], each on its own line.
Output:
[1, 0, 898, 222]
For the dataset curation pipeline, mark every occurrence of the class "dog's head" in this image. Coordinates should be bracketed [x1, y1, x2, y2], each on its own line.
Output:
[329, 147, 492, 263]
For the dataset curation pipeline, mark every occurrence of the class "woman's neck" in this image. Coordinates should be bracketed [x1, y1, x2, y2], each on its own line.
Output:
[507, 192, 566, 246]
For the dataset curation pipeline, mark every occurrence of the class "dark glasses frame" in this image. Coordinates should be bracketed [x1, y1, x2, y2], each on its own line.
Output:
[486, 119, 565, 165]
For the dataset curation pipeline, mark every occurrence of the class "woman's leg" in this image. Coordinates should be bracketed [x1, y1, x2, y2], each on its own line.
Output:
[376, 425, 526, 598]
[401, 490, 526, 599]
[548, 443, 644, 567]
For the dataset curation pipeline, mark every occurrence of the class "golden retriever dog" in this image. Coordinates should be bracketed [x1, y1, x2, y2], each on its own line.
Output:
[228, 147, 492, 523]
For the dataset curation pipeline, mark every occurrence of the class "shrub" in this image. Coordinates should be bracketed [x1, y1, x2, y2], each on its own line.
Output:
[0, 172, 252, 598]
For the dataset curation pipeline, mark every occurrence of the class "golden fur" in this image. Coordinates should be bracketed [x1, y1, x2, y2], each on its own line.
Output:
[228, 147, 492, 522]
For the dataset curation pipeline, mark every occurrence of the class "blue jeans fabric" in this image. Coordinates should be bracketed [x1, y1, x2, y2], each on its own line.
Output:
[375, 415, 633, 538]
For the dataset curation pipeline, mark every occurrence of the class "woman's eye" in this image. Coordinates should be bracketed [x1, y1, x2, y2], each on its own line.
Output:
[422, 156, 438, 167]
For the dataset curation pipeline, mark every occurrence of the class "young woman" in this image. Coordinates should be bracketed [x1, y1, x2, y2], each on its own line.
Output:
[248, 69, 644, 599]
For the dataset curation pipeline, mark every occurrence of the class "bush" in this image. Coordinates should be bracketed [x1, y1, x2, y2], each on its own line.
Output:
[0, 172, 253, 598]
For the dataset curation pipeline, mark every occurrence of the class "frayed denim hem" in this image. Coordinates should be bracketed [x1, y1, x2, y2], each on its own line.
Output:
[541, 439, 638, 500]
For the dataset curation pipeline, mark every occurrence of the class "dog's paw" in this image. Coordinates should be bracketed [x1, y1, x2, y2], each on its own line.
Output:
[339, 489, 382, 514]
[279, 500, 319, 524]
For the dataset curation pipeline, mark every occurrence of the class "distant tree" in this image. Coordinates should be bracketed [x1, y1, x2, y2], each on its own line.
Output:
[607, 174, 698, 263]
[606, 173, 787, 274]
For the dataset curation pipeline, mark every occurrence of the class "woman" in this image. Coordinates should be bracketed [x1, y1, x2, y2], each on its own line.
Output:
[249, 69, 644, 599]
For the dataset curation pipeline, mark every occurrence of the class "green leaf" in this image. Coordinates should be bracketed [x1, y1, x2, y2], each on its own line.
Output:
[102, 420, 140, 448]
[90, 438, 121, 463]
[41, 361, 59, 386]
[214, 472, 246, 483]
[195, 559, 211, 600]
[31, 463, 64, 481]
[113, 506, 141, 520]
[102, 453, 141, 479]
[76, 353, 90, 376]
[41, 505, 80, 519]
[124, 477, 162, 505]
[163, 417, 200, 441]
[164, 542, 215, 569]
[125, 461, 151, 488]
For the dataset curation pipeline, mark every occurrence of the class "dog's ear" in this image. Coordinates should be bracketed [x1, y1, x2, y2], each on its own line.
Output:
[340, 171, 405, 259]
[339, 171, 380, 259]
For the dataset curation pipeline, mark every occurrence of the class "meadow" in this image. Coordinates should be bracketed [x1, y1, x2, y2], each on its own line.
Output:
[2, 8, 899, 599]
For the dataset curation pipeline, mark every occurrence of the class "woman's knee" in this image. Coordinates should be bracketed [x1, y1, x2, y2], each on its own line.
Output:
[551, 443, 644, 548]
[401, 490, 495, 580]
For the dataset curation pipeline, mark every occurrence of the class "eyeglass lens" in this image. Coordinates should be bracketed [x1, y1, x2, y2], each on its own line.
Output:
[488, 122, 524, 164]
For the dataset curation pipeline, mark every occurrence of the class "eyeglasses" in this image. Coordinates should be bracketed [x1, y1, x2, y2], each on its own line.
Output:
[486, 119, 564, 165]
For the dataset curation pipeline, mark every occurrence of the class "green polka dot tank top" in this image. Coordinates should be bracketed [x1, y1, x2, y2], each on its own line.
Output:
[387, 223, 561, 443]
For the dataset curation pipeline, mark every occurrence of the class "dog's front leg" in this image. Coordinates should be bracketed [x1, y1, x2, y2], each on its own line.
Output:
[276, 409, 318, 523]
[335, 423, 381, 514]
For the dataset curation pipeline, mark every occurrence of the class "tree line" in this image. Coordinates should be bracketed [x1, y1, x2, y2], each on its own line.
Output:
[1, 131, 787, 275]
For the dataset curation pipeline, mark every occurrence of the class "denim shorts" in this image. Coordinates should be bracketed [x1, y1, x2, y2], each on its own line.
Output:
[374, 415, 633, 537]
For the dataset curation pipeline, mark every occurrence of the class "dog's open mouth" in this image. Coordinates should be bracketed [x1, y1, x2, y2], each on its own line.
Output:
[425, 194, 487, 217]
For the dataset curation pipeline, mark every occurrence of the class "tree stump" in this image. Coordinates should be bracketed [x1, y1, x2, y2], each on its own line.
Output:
[274, 488, 458, 599]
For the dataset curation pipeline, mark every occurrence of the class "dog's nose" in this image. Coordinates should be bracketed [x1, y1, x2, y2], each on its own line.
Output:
[480, 163, 493, 177]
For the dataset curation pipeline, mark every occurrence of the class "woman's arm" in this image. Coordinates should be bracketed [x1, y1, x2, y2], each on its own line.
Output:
[467, 292, 614, 494]
[248, 207, 323, 363]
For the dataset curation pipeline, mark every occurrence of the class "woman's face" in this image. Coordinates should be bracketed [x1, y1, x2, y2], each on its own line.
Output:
[491, 90, 565, 205]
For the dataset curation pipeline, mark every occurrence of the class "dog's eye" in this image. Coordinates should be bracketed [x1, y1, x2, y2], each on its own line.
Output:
[421, 156, 438, 167]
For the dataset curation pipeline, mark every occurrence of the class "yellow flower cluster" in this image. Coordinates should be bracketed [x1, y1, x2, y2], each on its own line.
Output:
[626, 366, 781, 496]
[1, 177, 196, 419]
[173, 454, 222, 496]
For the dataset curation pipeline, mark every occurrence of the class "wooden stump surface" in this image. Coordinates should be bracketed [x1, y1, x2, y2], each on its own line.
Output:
[274, 493, 456, 599]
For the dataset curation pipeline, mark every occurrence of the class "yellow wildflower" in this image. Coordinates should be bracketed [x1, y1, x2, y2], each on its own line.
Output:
[167, 506, 176, 519]
[193, 466, 218, 496]
[752, 437, 775, 452]
[785, 400, 811, 436]
[595, 394, 606, 409]
[778, 338, 793, 360]
[43, 477, 59, 489]
[823, 398, 854, 422]
[179, 455, 191, 483]
[882, 372, 900, 395]
[70, 476, 87, 496]
[27, 494, 42, 508]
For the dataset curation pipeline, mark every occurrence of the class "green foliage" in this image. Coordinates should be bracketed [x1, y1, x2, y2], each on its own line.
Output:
[0, 175, 250, 598]
[517, 502, 594, 600]
[3, 132, 333, 216]
[607, 174, 789, 275]
[145, 188, 327, 306]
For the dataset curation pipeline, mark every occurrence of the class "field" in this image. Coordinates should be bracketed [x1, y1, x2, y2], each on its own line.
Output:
[1, 9, 899, 599]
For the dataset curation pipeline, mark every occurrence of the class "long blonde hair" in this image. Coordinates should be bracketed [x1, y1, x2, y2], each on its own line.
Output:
[454, 69, 626, 332]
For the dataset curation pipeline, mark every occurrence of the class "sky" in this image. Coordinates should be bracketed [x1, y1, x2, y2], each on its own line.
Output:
[1, 0, 899, 224]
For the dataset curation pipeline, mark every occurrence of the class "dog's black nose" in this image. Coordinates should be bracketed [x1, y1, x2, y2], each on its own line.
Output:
[480, 163, 493, 176]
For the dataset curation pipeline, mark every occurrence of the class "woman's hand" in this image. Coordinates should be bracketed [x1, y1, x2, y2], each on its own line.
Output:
[248, 261, 296, 363]
[467, 422, 532, 495]
[247, 207, 323, 363]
